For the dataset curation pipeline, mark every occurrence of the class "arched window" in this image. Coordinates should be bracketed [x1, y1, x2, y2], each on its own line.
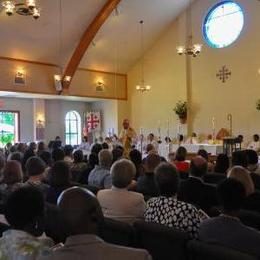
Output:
[65, 111, 81, 145]
[203, 1, 244, 48]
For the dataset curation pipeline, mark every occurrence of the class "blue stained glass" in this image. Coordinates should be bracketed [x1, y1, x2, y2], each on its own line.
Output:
[203, 1, 244, 48]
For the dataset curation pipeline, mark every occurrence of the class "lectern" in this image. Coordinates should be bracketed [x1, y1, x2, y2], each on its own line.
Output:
[223, 138, 241, 156]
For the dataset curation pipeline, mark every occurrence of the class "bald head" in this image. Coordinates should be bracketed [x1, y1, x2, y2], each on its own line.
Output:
[190, 156, 208, 177]
[58, 187, 103, 236]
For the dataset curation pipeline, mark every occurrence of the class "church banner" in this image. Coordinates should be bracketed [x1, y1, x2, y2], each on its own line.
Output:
[84, 111, 101, 133]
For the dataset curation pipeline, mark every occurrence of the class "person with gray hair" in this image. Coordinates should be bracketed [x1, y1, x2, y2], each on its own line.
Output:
[39, 187, 151, 260]
[97, 159, 146, 224]
[88, 149, 113, 189]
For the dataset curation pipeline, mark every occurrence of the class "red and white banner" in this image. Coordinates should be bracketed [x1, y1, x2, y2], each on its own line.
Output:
[85, 111, 101, 132]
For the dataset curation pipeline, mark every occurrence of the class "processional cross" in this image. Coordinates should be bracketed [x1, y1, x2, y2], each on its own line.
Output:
[216, 66, 231, 83]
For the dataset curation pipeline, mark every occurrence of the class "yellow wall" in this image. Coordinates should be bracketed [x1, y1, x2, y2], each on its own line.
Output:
[128, 0, 260, 141]
[0, 58, 127, 100]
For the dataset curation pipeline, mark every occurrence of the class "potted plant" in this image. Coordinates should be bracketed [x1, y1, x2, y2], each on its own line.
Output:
[173, 101, 187, 124]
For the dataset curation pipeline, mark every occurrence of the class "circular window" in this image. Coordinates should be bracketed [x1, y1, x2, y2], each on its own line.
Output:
[203, 1, 244, 48]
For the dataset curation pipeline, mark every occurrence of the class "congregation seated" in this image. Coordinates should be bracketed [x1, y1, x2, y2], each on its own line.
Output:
[198, 178, 260, 258]
[197, 149, 214, 172]
[63, 145, 74, 165]
[144, 163, 202, 238]
[97, 159, 145, 224]
[112, 147, 124, 164]
[77, 153, 99, 184]
[91, 143, 103, 155]
[37, 141, 47, 156]
[136, 153, 160, 198]
[0, 155, 5, 176]
[46, 161, 72, 205]
[228, 166, 260, 213]
[51, 148, 65, 163]
[232, 150, 260, 190]
[214, 153, 229, 175]
[70, 149, 88, 181]
[178, 156, 218, 212]
[39, 187, 151, 260]
[174, 146, 190, 175]
[129, 149, 144, 180]
[0, 160, 23, 205]
[24, 156, 49, 198]
[0, 187, 53, 259]
[246, 149, 260, 175]
[88, 149, 112, 189]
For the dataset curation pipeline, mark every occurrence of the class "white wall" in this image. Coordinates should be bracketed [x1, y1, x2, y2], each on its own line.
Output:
[0, 97, 91, 143]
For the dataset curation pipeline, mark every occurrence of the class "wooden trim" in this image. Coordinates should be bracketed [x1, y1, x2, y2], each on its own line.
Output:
[78, 67, 126, 77]
[0, 88, 127, 101]
[0, 110, 21, 143]
[62, 0, 122, 88]
[0, 56, 59, 68]
[0, 56, 127, 77]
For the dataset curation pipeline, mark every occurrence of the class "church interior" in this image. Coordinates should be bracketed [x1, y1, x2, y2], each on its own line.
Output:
[0, 0, 260, 259]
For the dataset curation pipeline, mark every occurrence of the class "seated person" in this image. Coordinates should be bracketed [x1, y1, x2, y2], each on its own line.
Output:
[63, 145, 74, 164]
[197, 149, 214, 172]
[174, 146, 190, 173]
[136, 153, 161, 198]
[247, 134, 260, 152]
[39, 187, 151, 260]
[97, 159, 145, 224]
[178, 156, 218, 212]
[129, 149, 145, 180]
[0, 160, 23, 204]
[88, 149, 112, 189]
[246, 149, 260, 175]
[0, 187, 53, 259]
[145, 163, 202, 239]
[198, 178, 260, 258]
[228, 166, 260, 213]
[24, 157, 49, 198]
[46, 161, 72, 205]
[214, 153, 230, 175]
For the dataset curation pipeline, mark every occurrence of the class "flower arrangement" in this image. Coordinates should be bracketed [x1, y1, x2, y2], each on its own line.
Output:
[257, 99, 260, 111]
[173, 101, 187, 119]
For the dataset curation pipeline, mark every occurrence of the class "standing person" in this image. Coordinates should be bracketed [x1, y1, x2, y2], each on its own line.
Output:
[247, 134, 260, 153]
[119, 119, 137, 156]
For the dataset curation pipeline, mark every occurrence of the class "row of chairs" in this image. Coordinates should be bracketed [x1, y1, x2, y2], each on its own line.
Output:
[100, 219, 257, 260]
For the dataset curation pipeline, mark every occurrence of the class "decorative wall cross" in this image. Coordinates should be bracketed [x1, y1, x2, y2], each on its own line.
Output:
[216, 66, 232, 83]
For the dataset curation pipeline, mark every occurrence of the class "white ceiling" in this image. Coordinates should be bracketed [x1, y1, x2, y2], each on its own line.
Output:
[0, 0, 190, 73]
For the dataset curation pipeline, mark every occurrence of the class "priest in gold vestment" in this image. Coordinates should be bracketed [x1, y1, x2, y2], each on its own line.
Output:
[119, 119, 137, 155]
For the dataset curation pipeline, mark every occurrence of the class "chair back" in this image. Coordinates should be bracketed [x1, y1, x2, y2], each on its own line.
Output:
[134, 221, 189, 260]
[187, 240, 257, 260]
[99, 218, 135, 247]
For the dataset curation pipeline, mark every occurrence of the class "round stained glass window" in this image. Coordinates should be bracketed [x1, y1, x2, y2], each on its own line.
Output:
[203, 1, 244, 48]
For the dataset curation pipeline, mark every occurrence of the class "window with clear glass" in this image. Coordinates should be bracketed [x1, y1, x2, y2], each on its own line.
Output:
[65, 111, 81, 146]
[0, 111, 19, 147]
[203, 1, 244, 48]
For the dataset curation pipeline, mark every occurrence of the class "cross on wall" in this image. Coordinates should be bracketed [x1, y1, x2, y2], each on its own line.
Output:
[87, 114, 100, 130]
[216, 66, 232, 83]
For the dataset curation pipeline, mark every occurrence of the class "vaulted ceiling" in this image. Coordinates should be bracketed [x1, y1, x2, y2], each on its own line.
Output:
[0, 0, 190, 73]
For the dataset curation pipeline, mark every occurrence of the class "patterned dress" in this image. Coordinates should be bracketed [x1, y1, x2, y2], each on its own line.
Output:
[144, 196, 201, 238]
[0, 229, 52, 260]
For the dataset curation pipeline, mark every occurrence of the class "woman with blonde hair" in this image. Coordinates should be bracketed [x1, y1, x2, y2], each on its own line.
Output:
[228, 166, 260, 212]
[228, 166, 254, 196]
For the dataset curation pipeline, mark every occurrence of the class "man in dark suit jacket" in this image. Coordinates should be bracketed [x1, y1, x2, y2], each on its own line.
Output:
[177, 156, 218, 212]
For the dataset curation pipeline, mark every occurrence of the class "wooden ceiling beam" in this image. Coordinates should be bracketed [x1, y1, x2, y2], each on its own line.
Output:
[62, 0, 122, 88]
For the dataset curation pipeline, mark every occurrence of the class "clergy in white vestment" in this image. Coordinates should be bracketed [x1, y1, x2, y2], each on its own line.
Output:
[147, 133, 159, 151]
[186, 132, 199, 144]
[247, 134, 260, 152]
